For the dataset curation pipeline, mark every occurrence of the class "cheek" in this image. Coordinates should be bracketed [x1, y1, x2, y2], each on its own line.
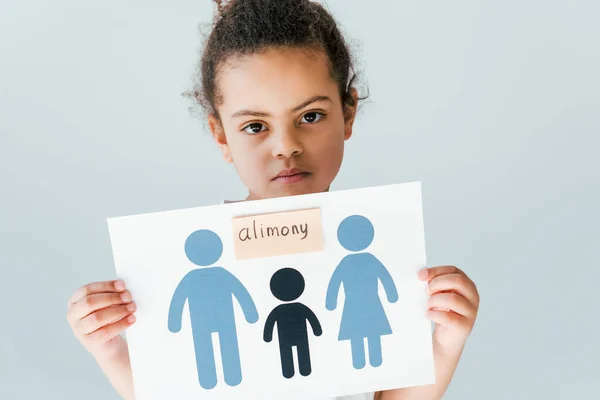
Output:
[310, 132, 345, 172]
[228, 137, 271, 177]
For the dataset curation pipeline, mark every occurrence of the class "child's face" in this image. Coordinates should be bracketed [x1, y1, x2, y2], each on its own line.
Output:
[209, 47, 358, 200]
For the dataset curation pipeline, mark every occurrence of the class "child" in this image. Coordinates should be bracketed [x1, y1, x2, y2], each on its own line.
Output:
[66, 1, 480, 399]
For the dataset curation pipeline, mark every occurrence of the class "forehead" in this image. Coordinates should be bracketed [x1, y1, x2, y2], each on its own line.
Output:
[216, 47, 339, 115]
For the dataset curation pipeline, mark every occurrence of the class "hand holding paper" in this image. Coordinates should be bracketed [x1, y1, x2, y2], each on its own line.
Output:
[421, 265, 480, 353]
[66, 280, 137, 357]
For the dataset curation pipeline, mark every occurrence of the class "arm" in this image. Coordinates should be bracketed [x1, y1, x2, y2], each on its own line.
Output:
[304, 306, 322, 336]
[227, 271, 259, 323]
[372, 255, 398, 303]
[67, 280, 137, 400]
[94, 338, 137, 400]
[168, 273, 190, 333]
[380, 343, 462, 400]
[263, 308, 278, 342]
[325, 259, 345, 311]
[380, 265, 480, 400]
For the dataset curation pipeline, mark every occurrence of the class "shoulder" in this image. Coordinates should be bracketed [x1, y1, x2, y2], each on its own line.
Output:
[222, 199, 243, 204]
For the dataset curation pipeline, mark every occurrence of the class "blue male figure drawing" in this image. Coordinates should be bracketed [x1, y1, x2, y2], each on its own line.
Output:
[168, 229, 259, 389]
[326, 215, 399, 369]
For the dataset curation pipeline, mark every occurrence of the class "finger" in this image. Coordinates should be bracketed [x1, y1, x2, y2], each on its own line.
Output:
[78, 302, 137, 335]
[68, 291, 132, 322]
[428, 273, 479, 306]
[68, 280, 126, 306]
[87, 314, 136, 344]
[426, 309, 469, 328]
[428, 292, 476, 319]
[418, 265, 466, 281]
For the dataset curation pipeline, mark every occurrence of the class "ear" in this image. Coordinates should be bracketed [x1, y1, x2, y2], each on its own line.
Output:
[208, 113, 233, 163]
[343, 87, 359, 141]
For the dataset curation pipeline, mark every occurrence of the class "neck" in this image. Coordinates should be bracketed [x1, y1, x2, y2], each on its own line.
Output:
[244, 186, 331, 202]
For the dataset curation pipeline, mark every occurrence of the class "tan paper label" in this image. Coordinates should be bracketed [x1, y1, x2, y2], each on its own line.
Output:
[231, 208, 323, 260]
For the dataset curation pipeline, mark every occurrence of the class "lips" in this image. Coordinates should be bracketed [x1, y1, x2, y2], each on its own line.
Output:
[272, 168, 311, 183]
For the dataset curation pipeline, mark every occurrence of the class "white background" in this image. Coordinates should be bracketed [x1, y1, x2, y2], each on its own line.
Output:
[108, 183, 434, 399]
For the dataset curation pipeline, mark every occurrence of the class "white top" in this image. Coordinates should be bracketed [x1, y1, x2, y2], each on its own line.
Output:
[332, 394, 374, 400]
[222, 200, 375, 400]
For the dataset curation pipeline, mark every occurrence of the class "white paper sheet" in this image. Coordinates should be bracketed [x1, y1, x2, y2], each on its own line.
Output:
[107, 181, 435, 399]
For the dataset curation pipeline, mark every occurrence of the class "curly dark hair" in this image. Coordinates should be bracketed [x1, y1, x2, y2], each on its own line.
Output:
[185, 0, 369, 124]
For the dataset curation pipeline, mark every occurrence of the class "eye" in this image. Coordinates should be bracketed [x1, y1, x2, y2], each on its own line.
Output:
[242, 122, 267, 135]
[301, 112, 325, 124]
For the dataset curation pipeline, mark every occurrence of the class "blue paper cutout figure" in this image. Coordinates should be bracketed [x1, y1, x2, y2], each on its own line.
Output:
[168, 229, 259, 389]
[263, 267, 322, 379]
[325, 215, 399, 369]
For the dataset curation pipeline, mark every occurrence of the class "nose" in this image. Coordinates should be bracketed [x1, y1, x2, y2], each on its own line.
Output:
[271, 128, 304, 159]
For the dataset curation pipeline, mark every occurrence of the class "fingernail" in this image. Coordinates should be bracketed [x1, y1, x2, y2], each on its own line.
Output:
[418, 268, 428, 280]
[114, 280, 125, 291]
[127, 302, 136, 312]
[128, 315, 136, 323]
[121, 292, 131, 302]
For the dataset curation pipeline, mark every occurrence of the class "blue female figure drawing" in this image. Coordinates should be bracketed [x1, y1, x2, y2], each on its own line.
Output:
[168, 229, 258, 390]
[325, 215, 399, 369]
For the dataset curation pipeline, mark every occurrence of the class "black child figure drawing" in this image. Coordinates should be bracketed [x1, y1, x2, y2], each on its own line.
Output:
[263, 267, 322, 379]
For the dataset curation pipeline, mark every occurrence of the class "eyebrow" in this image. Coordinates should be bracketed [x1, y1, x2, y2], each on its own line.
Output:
[230, 95, 332, 120]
